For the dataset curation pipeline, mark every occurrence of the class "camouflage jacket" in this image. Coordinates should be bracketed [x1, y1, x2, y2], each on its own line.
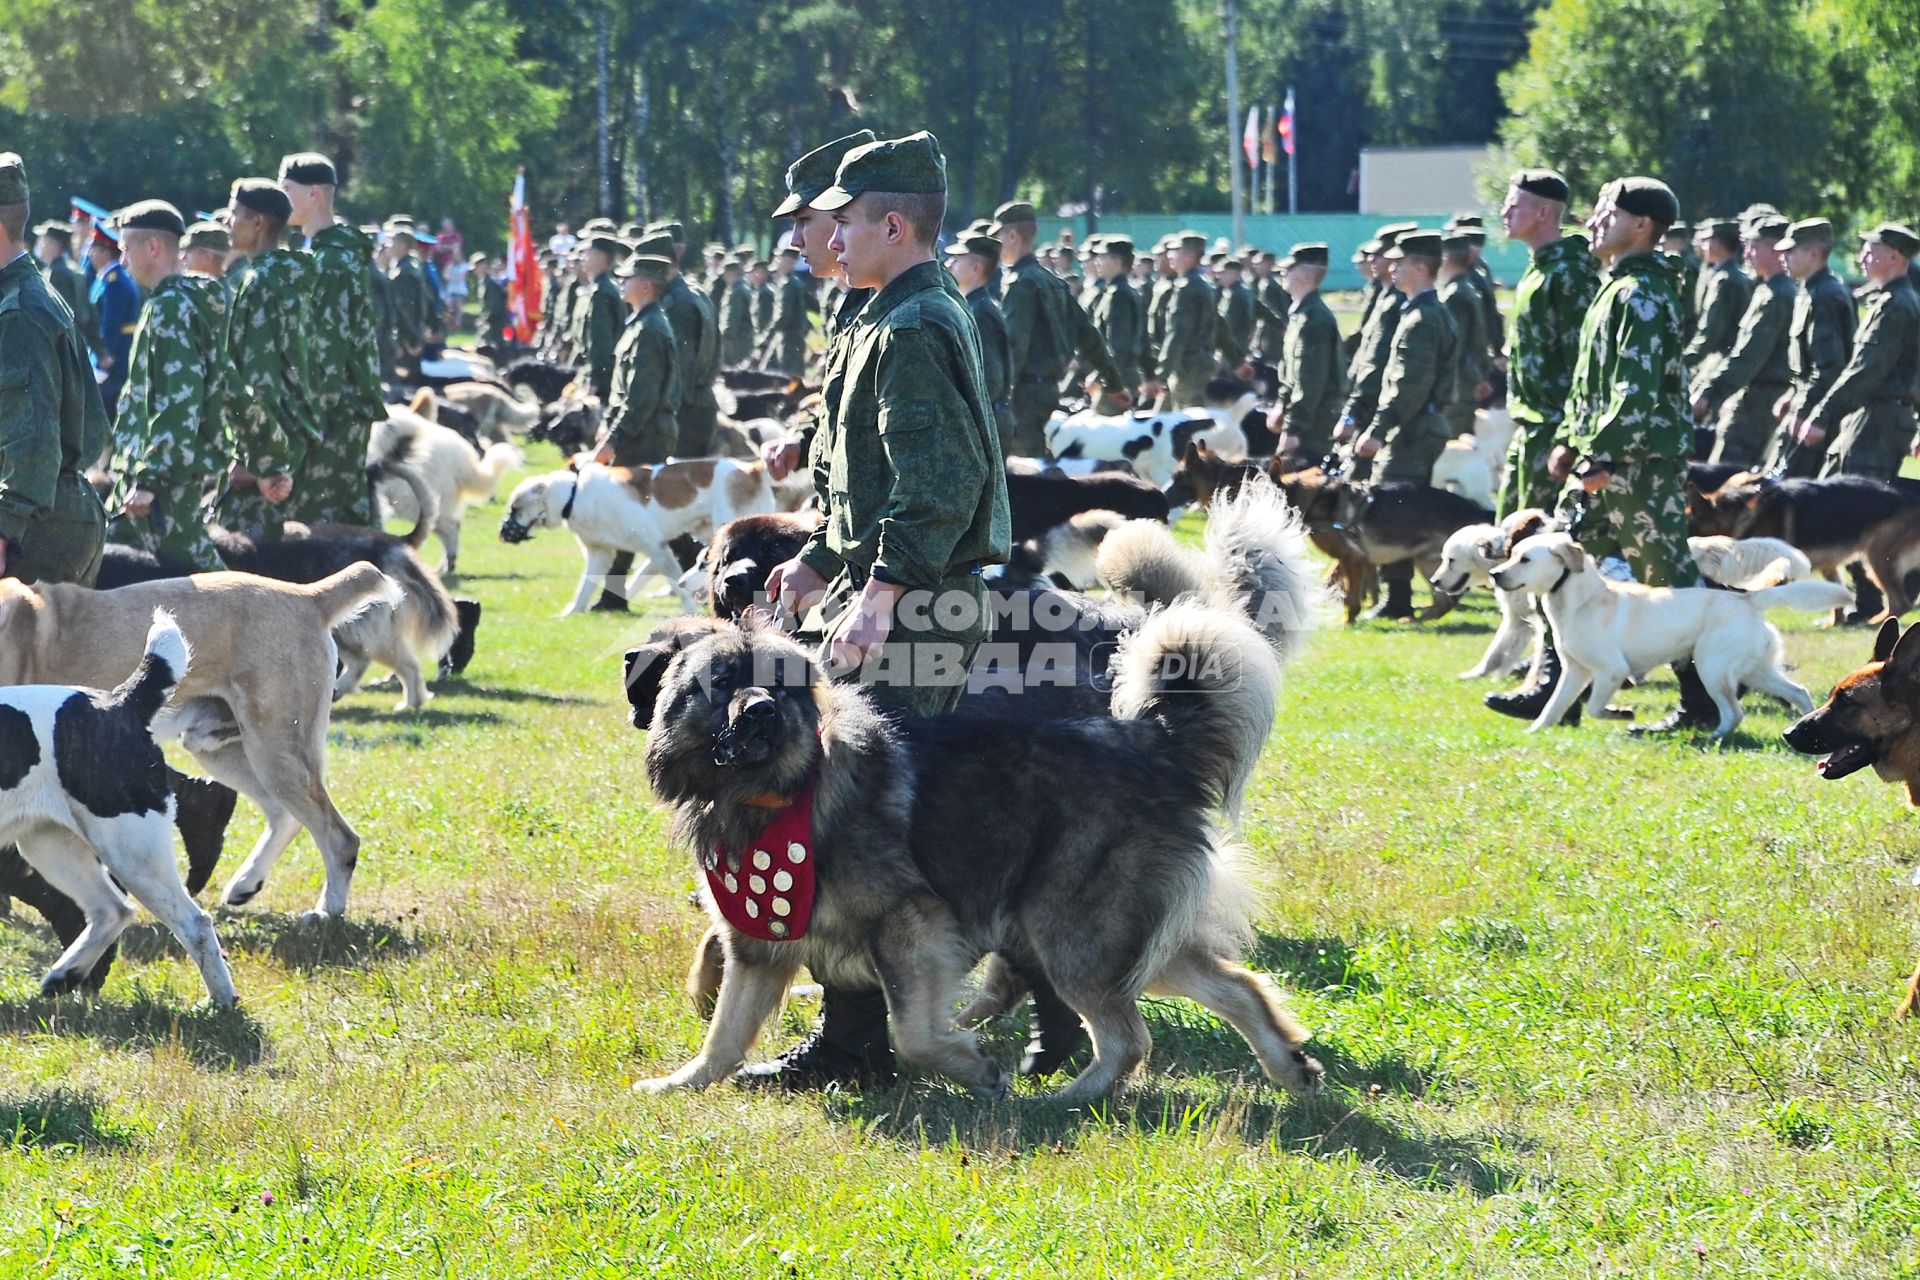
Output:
[1682, 258, 1753, 375]
[1809, 275, 1920, 428]
[224, 246, 320, 476]
[573, 273, 626, 401]
[605, 300, 681, 450]
[1341, 287, 1405, 427]
[1087, 276, 1144, 390]
[1002, 254, 1119, 388]
[1467, 260, 1505, 358]
[40, 255, 99, 357]
[1217, 280, 1256, 357]
[753, 280, 775, 337]
[1254, 275, 1288, 361]
[965, 284, 1013, 409]
[1563, 251, 1691, 462]
[1155, 268, 1219, 383]
[799, 261, 1009, 588]
[186, 272, 232, 341]
[1438, 274, 1489, 406]
[303, 224, 385, 423]
[1786, 269, 1858, 419]
[0, 254, 108, 542]
[664, 275, 720, 407]
[111, 273, 226, 504]
[1279, 290, 1345, 439]
[719, 277, 756, 366]
[1700, 272, 1796, 403]
[388, 255, 433, 351]
[761, 274, 812, 364]
[1366, 287, 1459, 442]
[1507, 235, 1599, 436]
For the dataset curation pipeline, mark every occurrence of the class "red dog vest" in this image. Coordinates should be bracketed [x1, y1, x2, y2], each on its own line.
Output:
[705, 785, 816, 941]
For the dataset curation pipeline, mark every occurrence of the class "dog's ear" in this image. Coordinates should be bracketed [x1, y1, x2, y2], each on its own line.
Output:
[1550, 539, 1588, 572]
[1504, 509, 1548, 545]
[1873, 616, 1903, 664]
[1884, 622, 1920, 691]
[409, 388, 437, 420]
[621, 644, 677, 721]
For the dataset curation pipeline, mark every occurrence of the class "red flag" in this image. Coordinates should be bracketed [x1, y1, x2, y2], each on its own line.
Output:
[1242, 105, 1261, 170]
[1277, 88, 1296, 157]
[507, 169, 541, 341]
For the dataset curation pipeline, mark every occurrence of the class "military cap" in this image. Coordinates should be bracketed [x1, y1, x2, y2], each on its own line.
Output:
[277, 152, 337, 185]
[734, 242, 755, 255]
[774, 130, 879, 219]
[1445, 213, 1484, 230]
[581, 233, 625, 258]
[1776, 217, 1834, 251]
[944, 230, 1002, 260]
[631, 230, 676, 259]
[1099, 235, 1136, 258]
[231, 178, 293, 221]
[1174, 230, 1207, 252]
[614, 253, 674, 283]
[185, 220, 230, 251]
[114, 199, 187, 236]
[990, 201, 1038, 228]
[579, 217, 616, 233]
[1384, 230, 1442, 261]
[618, 221, 647, 240]
[1511, 168, 1571, 204]
[702, 241, 726, 255]
[32, 219, 72, 246]
[1703, 218, 1742, 247]
[774, 244, 800, 259]
[1662, 222, 1692, 240]
[647, 219, 686, 244]
[1738, 202, 1781, 225]
[468, 250, 490, 266]
[1744, 214, 1790, 243]
[1440, 230, 1475, 254]
[814, 131, 947, 211]
[1612, 177, 1680, 227]
[1281, 242, 1328, 268]
[0, 153, 26, 204]
[1376, 221, 1419, 248]
[1861, 222, 1920, 259]
[385, 213, 417, 229]
[1218, 253, 1244, 269]
[383, 217, 419, 240]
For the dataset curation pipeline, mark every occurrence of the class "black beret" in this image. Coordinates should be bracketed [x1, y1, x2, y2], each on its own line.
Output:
[1612, 177, 1680, 227]
[231, 178, 293, 221]
[115, 199, 187, 236]
[1511, 168, 1571, 204]
[277, 152, 337, 185]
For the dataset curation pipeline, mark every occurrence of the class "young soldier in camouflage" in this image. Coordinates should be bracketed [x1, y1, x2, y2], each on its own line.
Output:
[1215, 255, 1256, 361]
[1145, 230, 1219, 412]
[1437, 233, 1490, 442]
[1083, 235, 1144, 416]
[994, 201, 1125, 446]
[943, 229, 1015, 452]
[1338, 224, 1417, 474]
[652, 233, 721, 457]
[182, 221, 233, 332]
[109, 201, 225, 570]
[1693, 214, 1795, 467]
[218, 178, 313, 537]
[1496, 169, 1598, 516]
[0, 154, 109, 586]
[716, 256, 755, 367]
[385, 220, 434, 367]
[1270, 243, 1345, 464]
[757, 246, 812, 376]
[1764, 218, 1856, 477]
[570, 234, 626, 403]
[1800, 224, 1920, 481]
[31, 220, 95, 354]
[1681, 220, 1753, 390]
[282, 153, 385, 527]
[591, 253, 681, 469]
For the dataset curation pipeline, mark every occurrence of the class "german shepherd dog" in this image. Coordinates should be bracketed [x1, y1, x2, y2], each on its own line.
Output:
[1784, 618, 1920, 1015]
[1273, 469, 1491, 623]
[634, 603, 1324, 1103]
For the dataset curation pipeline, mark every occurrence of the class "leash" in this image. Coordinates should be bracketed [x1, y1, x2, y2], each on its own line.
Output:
[559, 476, 579, 521]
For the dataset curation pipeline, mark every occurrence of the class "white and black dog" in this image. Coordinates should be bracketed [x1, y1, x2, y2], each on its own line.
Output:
[0, 613, 236, 1006]
[1041, 383, 1256, 488]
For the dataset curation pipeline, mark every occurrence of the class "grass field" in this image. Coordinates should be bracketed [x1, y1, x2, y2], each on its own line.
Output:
[5, 443, 1920, 1278]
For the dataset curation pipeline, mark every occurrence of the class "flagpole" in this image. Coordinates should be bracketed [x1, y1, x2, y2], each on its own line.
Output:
[1223, 0, 1244, 252]
[1286, 87, 1299, 216]
[1264, 103, 1276, 215]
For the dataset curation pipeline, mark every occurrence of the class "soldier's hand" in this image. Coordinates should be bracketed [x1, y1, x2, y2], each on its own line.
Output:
[262, 475, 293, 505]
[1142, 379, 1166, 400]
[1771, 390, 1793, 421]
[1690, 396, 1712, 422]
[1235, 363, 1257, 381]
[1265, 405, 1286, 435]
[123, 488, 155, 519]
[830, 577, 899, 668]
[1354, 435, 1381, 459]
[1579, 467, 1611, 495]
[1333, 416, 1356, 444]
[763, 440, 802, 480]
[1795, 420, 1826, 447]
[1280, 433, 1300, 455]
[227, 461, 258, 491]
[766, 557, 827, 619]
[591, 439, 616, 466]
[1547, 445, 1576, 481]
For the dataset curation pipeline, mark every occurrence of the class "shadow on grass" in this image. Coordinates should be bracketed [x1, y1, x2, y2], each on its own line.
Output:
[0, 993, 267, 1069]
[188, 911, 433, 973]
[421, 678, 592, 706]
[0, 1087, 137, 1151]
[1245, 933, 1381, 1000]
[328, 704, 508, 729]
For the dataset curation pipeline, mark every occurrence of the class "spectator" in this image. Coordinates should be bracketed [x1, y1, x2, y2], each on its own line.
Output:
[442, 252, 469, 333]
[431, 216, 463, 274]
[548, 221, 575, 257]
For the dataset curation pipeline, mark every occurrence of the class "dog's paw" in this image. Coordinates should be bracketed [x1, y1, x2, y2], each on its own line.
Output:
[222, 879, 263, 908]
[40, 968, 98, 998]
[972, 1064, 1013, 1101]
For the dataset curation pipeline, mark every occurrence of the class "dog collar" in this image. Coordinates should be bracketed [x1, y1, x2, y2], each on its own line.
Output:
[1548, 564, 1572, 595]
[706, 781, 816, 941]
[559, 477, 580, 522]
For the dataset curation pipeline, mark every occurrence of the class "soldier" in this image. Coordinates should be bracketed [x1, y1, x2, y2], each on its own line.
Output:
[1142, 236, 1178, 394]
[992, 201, 1125, 453]
[758, 246, 812, 375]
[1681, 219, 1753, 389]
[1437, 233, 1490, 441]
[107, 200, 225, 569]
[1794, 224, 1920, 481]
[648, 231, 721, 456]
[1343, 239, 1382, 363]
[280, 153, 384, 527]
[762, 131, 1009, 1090]
[1663, 222, 1699, 335]
[748, 256, 775, 343]
[182, 221, 233, 320]
[1085, 235, 1145, 415]
[590, 252, 681, 470]
[1692, 214, 1796, 467]
[1216, 254, 1256, 361]
[474, 253, 509, 348]
[1144, 230, 1219, 411]
[716, 255, 755, 367]
[218, 178, 315, 538]
[1495, 168, 1598, 516]
[0, 154, 109, 585]
[1338, 224, 1415, 463]
[31, 220, 95, 352]
[86, 228, 141, 423]
[1445, 214, 1506, 366]
[944, 228, 1015, 451]
[1251, 249, 1287, 363]
[1348, 231, 1459, 620]
[569, 233, 626, 403]
[385, 220, 434, 370]
[1764, 218, 1856, 477]
[701, 242, 728, 305]
[1269, 243, 1345, 465]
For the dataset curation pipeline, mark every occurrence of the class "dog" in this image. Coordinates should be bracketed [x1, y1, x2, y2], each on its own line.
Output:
[439, 379, 542, 443]
[1277, 470, 1491, 622]
[530, 392, 602, 455]
[1491, 532, 1853, 736]
[1164, 439, 1270, 511]
[500, 355, 579, 406]
[501, 459, 808, 613]
[1783, 618, 1920, 1014]
[1005, 462, 1170, 545]
[1042, 386, 1256, 488]
[632, 598, 1324, 1103]
[1429, 407, 1517, 510]
[1686, 535, 1814, 591]
[686, 509, 822, 618]
[1430, 509, 1554, 678]
[375, 401, 525, 573]
[0, 566, 399, 919]
[0, 612, 237, 1005]
[1004, 510, 1128, 591]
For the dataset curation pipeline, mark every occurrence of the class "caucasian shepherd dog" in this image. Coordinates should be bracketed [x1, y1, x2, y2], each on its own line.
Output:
[636, 592, 1326, 1103]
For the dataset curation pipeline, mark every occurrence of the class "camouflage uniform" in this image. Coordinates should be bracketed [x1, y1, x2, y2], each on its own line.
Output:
[1438, 273, 1489, 439]
[604, 300, 682, 465]
[574, 272, 626, 402]
[1681, 256, 1753, 386]
[761, 272, 811, 375]
[796, 260, 1009, 717]
[109, 273, 225, 568]
[1254, 273, 1288, 363]
[1086, 273, 1144, 415]
[1698, 271, 1795, 467]
[367, 263, 397, 381]
[1216, 277, 1256, 360]
[1502, 235, 1599, 516]
[1278, 289, 1345, 461]
[290, 223, 385, 526]
[185, 271, 232, 337]
[1559, 252, 1696, 588]
[1154, 266, 1218, 411]
[664, 275, 720, 455]
[1465, 259, 1505, 364]
[1812, 273, 1920, 480]
[1003, 251, 1121, 451]
[1764, 267, 1856, 477]
[1341, 288, 1405, 435]
[40, 253, 98, 359]
[1361, 286, 1459, 483]
[719, 275, 756, 366]
[964, 284, 1015, 455]
[388, 253, 433, 360]
[752, 278, 775, 343]
[0, 255, 108, 585]
[788, 287, 873, 469]
[220, 247, 321, 537]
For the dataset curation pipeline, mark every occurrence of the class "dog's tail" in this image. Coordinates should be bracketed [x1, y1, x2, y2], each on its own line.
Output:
[1096, 521, 1209, 608]
[305, 562, 405, 629]
[474, 442, 524, 497]
[365, 458, 439, 549]
[110, 610, 191, 727]
[1744, 579, 1857, 614]
[1109, 600, 1281, 824]
[381, 545, 461, 663]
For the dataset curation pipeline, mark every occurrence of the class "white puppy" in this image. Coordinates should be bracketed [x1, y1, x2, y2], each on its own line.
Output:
[1687, 535, 1813, 590]
[1490, 532, 1853, 737]
[1430, 407, 1517, 510]
[1431, 521, 1544, 680]
[372, 406, 524, 573]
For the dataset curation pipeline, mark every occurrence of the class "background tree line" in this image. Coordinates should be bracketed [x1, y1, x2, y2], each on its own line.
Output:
[0, 0, 1911, 252]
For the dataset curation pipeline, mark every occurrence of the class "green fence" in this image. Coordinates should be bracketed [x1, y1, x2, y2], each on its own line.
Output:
[1036, 212, 1532, 292]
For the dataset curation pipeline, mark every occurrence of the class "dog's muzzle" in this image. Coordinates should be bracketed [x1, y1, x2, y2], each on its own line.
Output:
[1783, 714, 1876, 780]
[499, 513, 535, 544]
[711, 690, 779, 766]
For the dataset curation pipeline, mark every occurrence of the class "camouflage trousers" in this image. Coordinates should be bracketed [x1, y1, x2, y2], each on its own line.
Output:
[1559, 457, 1698, 589]
[1375, 415, 1449, 587]
[1818, 402, 1917, 483]
[1011, 378, 1057, 458]
[1498, 417, 1560, 518]
[1707, 385, 1783, 468]
[799, 567, 988, 719]
[289, 414, 375, 528]
[5, 474, 106, 587]
[1164, 364, 1212, 411]
[110, 483, 222, 570]
[676, 391, 719, 457]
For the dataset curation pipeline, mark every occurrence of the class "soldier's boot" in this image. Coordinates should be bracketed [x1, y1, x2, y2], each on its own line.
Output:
[1843, 562, 1885, 626]
[1020, 980, 1089, 1078]
[1484, 637, 1583, 727]
[735, 985, 897, 1089]
[1629, 661, 1720, 736]
[593, 552, 634, 612]
[1363, 572, 1416, 622]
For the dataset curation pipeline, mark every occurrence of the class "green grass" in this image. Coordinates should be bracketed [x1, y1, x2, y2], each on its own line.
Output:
[4, 444, 1920, 1277]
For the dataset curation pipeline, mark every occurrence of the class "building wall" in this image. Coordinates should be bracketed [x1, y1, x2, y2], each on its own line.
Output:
[1357, 146, 1493, 216]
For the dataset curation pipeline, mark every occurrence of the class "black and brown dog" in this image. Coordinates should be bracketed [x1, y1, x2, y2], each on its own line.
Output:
[1785, 617, 1920, 1015]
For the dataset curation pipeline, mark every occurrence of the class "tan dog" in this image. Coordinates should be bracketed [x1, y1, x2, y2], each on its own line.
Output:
[0, 565, 398, 920]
